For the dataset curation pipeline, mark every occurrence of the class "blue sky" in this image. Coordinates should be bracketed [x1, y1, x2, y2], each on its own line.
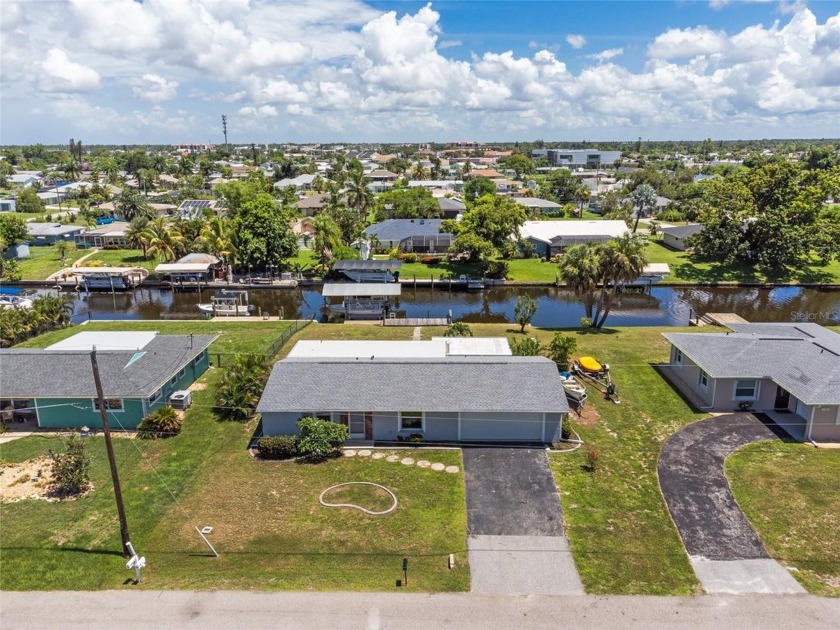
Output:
[1, 1, 838, 144]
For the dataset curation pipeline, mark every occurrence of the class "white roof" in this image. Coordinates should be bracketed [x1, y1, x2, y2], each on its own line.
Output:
[643, 263, 670, 275]
[322, 283, 402, 297]
[154, 263, 214, 273]
[519, 220, 629, 244]
[47, 331, 157, 352]
[287, 338, 512, 359]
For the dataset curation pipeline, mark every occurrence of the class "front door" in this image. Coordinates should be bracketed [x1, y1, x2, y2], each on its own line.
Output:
[774, 385, 791, 410]
[348, 413, 366, 438]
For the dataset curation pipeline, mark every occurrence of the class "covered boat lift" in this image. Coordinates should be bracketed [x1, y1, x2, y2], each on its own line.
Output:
[72, 267, 148, 292]
[322, 282, 402, 319]
[333, 259, 402, 283]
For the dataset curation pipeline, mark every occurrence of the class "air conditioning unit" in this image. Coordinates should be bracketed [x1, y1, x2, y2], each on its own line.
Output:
[168, 390, 192, 410]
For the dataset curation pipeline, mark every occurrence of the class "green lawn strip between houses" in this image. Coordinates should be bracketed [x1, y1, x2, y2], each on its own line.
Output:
[726, 441, 840, 597]
[2, 320, 468, 591]
[422, 323, 707, 595]
[81, 249, 159, 275]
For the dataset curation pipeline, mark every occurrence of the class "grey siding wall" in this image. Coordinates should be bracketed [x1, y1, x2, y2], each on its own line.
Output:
[460, 411, 543, 441]
[544, 412, 565, 443]
[810, 405, 840, 442]
[662, 233, 687, 251]
[670, 351, 714, 407]
[261, 412, 301, 436]
[424, 412, 459, 441]
[373, 411, 399, 441]
[527, 237, 549, 259]
[712, 377, 776, 410]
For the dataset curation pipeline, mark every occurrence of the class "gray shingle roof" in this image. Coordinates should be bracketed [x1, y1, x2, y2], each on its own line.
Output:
[663, 324, 840, 404]
[364, 219, 448, 241]
[437, 198, 466, 211]
[256, 356, 570, 414]
[0, 334, 216, 399]
[661, 224, 703, 239]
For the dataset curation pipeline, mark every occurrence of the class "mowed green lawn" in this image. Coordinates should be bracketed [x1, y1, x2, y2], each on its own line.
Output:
[82, 249, 159, 275]
[1, 320, 468, 591]
[15, 245, 88, 280]
[727, 442, 840, 597]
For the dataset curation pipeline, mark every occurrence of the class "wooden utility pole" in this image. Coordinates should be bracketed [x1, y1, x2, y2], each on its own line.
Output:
[90, 347, 131, 557]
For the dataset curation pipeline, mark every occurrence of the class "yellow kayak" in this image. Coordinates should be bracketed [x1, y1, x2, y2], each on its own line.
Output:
[577, 356, 603, 373]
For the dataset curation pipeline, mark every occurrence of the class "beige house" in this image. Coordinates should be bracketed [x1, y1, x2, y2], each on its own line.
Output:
[663, 323, 840, 442]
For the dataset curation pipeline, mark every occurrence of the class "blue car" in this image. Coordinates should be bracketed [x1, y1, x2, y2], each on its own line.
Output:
[95, 216, 115, 225]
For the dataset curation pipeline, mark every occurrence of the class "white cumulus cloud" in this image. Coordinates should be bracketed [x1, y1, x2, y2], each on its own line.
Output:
[131, 73, 178, 102]
[566, 34, 587, 49]
[40, 49, 101, 93]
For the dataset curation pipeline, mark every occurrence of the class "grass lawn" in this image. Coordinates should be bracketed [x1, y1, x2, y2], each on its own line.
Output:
[646, 241, 840, 285]
[16, 244, 88, 280]
[2, 321, 469, 591]
[726, 442, 840, 597]
[82, 249, 159, 274]
[419, 323, 706, 595]
[13, 212, 48, 221]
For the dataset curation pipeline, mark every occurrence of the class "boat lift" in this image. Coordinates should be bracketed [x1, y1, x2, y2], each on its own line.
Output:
[571, 356, 621, 404]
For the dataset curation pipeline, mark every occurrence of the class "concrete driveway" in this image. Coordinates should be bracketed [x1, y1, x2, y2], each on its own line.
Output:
[462, 448, 582, 595]
[658, 414, 805, 594]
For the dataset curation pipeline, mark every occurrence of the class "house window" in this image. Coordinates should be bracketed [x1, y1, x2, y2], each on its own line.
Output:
[93, 398, 123, 412]
[698, 370, 709, 391]
[674, 349, 682, 365]
[400, 411, 423, 431]
[178, 367, 186, 378]
[149, 389, 162, 404]
[170, 375, 178, 385]
[734, 379, 758, 400]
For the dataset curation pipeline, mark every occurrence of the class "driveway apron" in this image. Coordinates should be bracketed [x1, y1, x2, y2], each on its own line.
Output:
[658, 414, 805, 594]
[462, 448, 583, 595]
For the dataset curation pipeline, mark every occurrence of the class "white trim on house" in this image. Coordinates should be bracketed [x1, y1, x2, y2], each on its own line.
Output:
[92, 397, 124, 412]
[698, 370, 709, 391]
[733, 379, 760, 401]
[400, 410, 424, 432]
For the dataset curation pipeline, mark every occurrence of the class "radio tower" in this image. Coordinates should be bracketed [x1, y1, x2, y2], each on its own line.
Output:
[221, 115, 228, 148]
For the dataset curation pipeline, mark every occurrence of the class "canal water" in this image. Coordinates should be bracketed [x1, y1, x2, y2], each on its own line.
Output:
[65, 285, 840, 327]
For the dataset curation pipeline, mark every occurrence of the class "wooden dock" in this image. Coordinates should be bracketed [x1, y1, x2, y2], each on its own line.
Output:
[691, 312, 750, 327]
[383, 317, 449, 327]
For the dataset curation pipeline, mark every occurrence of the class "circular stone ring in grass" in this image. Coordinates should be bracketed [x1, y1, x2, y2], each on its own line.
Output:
[318, 482, 398, 516]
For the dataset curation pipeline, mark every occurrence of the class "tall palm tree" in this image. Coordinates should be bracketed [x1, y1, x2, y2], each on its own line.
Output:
[313, 214, 343, 262]
[410, 162, 429, 180]
[115, 189, 153, 222]
[62, 159, 80, 182]
[125, 217, 150, 257]
[198, 217, 235, 267]
[345, 170, 371, 218]
[142, 218, 184, 262]
[557, 243, 602, 322]
[630, 184, 657, 233]
[594, 233, 648, 328]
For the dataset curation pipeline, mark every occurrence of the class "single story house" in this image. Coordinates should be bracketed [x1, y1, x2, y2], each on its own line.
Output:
[514, 197, 562, 215]
[407, 180, 463, 193]
[26, 222, 86, 245]
[367, 169, 399, 182]
[75, 222, 130, 249]
[0, 331, 215, 429]
[519, 220, 629, 258]
[0, 199, 17, 212]
[661, 224, 703, 251]
[295, 193, 327, 217]
[364, 218, 453, 253]
[177, 199, 218, 220]
[663, 323, 840, 442]
[257, 342, 568, 443]
[274, 174, 316, 191]
[437, 197, 465, 219]
[10, 173, 42, 188]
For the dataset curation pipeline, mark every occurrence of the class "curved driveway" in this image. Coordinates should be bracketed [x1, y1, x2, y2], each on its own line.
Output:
[658, 414, 777, 561]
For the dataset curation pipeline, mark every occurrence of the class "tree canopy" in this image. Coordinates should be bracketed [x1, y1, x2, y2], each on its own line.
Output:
[232, 194, 298, 270]
[374, 187, 440, 221]
[442, 193, 526, 262]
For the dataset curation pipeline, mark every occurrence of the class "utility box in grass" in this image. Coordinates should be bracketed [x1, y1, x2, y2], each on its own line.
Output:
[169, 390, 192, 410]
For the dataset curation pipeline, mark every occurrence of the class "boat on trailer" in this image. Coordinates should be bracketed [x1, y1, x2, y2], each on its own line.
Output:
[322, 282, 401, 320]
[559, 371, 587, 403]
[571, 356, 620, 404]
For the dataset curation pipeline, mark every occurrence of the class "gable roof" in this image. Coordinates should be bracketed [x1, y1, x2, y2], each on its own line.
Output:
[663, 324, 840, 405]
[661, 224, 703, 239]
[0, 334, 216, 399]
[520, 220, 629, 244]
[364, 218, 448, 241]
[257, 356, 570, 414]
[514, 197, 561, 209]
[437, 197, 466, 211]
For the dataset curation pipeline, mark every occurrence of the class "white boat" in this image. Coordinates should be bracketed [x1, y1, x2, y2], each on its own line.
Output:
[458, 275, 485, 290]
[0, 294, 33, 309]
[559, 372, 587, 402]
[198, 290, 254, 317]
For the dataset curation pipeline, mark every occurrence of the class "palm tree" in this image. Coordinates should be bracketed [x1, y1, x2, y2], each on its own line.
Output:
[142, 218, 184, 262]
[198, 217, 235, 270]
[62, 159, 80, 182]
[557, 243, 602, 322]
[115, 189, 153, 222]
[125, 217, 150, 257]
[410, 162, 429, 180]
[593, 234, 648, 328]
[345, 170, 371, 218]
[630, 184, 657, 233]
[313, 214, 343, 262]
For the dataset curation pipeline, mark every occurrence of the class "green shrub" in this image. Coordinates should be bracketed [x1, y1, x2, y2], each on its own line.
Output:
[546, 332, 577, 370]
[48, 436, 90, 497]
[397, 433, 424, 443]
[215, 354, 270, 421]
[137, 406, 182, 439]
[658, 209, 685, 222]
[509, 336, 541, 356]
[443, 322, 473, 337]
[561, 416, 572, 440]
[257, 435, 299, 460]
[400, 252, 417, 263]
[297, 416, 349, 460]
[482, 260, 509, 279]
[580, 317, 592, 330]
[514, 294, 537, 332]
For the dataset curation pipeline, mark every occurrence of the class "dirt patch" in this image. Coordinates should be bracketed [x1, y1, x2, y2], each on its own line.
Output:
[0, 456, 91, 503]
[573, 402, 600, 427]
[188, 382, 208, 392]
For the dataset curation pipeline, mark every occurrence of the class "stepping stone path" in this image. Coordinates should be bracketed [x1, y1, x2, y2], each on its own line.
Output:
[341, 450, 459, 474]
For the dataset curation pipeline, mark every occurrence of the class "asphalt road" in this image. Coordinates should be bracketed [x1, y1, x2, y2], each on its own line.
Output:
[658, 414, 778, 560]
[462, 448, 564, 536]
[3, 591, 839, 629]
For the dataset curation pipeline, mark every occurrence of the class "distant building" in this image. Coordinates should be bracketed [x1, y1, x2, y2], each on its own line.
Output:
[0, 199, 16, 212]
[520, 220, 629, 258]
[364, 218, 453, 253]
[532, 149, 622, 169]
